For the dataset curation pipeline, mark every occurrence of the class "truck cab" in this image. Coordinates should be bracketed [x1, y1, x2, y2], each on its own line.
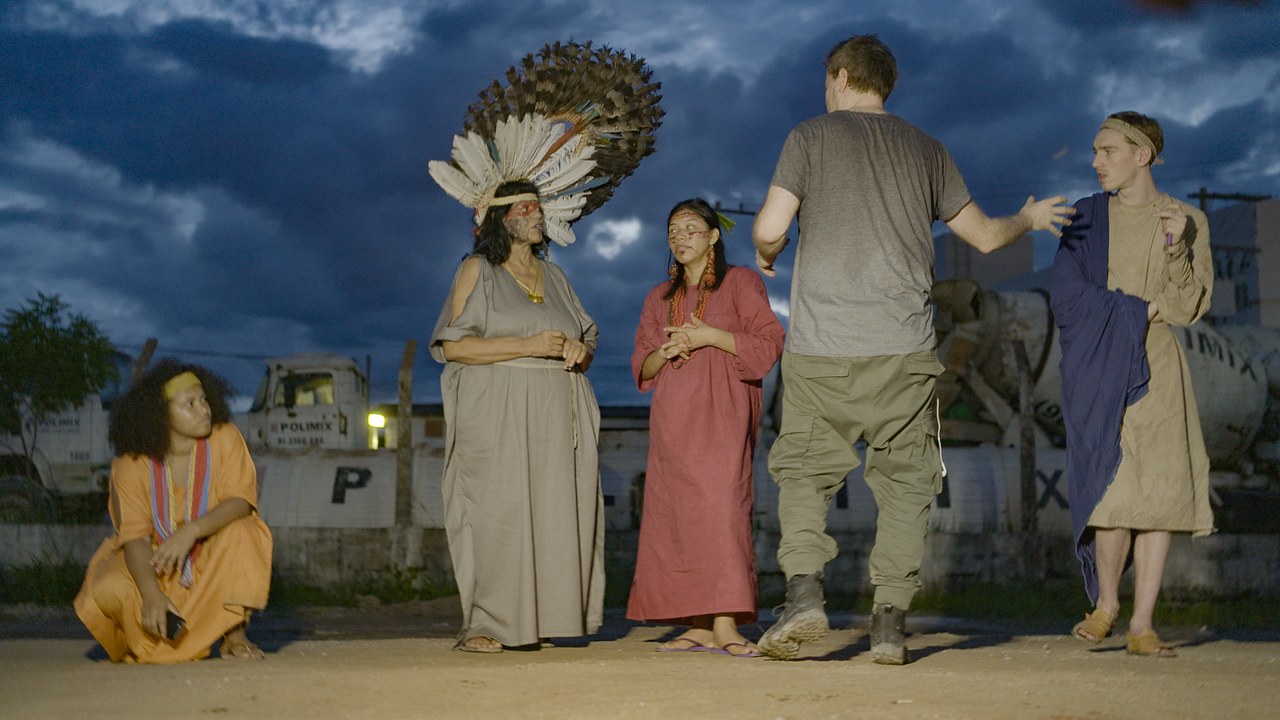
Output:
[239, 353, 370, 450]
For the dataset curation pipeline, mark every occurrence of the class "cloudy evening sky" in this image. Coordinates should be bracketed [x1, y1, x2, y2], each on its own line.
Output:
[3, 0, 1278, 406]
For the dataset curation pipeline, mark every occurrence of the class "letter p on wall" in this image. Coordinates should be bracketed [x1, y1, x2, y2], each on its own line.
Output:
[331, 467, 372, 504]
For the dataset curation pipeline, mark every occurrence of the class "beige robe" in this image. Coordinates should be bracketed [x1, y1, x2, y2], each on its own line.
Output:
[430, 258, 604, 647]
[1089, 193, 1214, 535]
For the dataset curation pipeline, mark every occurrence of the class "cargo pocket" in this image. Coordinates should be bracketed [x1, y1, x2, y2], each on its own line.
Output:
[770, 354, 852, 482]
[905, 351, 946, 493]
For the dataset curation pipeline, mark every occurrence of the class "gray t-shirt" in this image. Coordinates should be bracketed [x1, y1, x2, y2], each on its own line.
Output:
[770, 111, 971, 357]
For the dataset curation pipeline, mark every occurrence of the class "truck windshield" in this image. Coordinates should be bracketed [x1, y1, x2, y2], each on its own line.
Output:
[249, 370, 270, 413]
[273, 372, 335, 408]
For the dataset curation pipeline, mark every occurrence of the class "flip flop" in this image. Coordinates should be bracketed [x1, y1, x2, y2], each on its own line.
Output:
[656, 638, 728, 654]
[721, 642, 761, 658]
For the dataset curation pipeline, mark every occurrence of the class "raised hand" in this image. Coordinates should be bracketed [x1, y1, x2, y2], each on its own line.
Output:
[1154, 201, 1189, 245]
[1019, 195, 1075, 237]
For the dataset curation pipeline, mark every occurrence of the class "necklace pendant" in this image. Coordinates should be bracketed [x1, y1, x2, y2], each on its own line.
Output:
[529, 293, 544, 304]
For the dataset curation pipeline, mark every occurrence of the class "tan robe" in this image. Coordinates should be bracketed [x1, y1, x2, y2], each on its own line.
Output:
[430, 259, 604, 647]
[73, 423, 273, 663]
[1089, 193, 1214, 534]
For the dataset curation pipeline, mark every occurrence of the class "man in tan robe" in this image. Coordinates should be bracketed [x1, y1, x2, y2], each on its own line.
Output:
[1055, 112, 1214, 657]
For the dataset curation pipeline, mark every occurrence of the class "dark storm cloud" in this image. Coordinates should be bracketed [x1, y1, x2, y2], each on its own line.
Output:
[3, 0, 1278, 405]
[147, 20, 336, 84]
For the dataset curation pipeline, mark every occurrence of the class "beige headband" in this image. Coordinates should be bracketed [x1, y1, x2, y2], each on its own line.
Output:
[163, 371, 202, 400]
[472, 192, 540, 225]
[1101, 117, 1163, 165]
[487, 192, 539, 208]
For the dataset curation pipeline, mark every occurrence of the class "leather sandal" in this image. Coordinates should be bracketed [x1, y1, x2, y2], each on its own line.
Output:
[455, 635, 504, 653]
[1071, 609, 1115, 644]
[1126, 629, 1177, 657]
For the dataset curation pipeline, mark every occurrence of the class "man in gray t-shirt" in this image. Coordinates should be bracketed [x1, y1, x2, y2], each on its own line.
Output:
[752, 34, 1072, 665]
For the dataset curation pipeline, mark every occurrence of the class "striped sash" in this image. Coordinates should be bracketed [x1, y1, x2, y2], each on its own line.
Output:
[148, 438, 212, 587]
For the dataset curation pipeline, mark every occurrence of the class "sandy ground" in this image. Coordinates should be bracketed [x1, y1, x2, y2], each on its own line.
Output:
[2, 599, 1278, 720]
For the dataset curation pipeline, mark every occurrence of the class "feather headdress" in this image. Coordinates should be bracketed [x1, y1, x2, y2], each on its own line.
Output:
[428, 41, 663, 246]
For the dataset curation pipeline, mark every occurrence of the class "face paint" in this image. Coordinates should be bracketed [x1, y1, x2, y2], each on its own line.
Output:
[504, 200, 544, 242]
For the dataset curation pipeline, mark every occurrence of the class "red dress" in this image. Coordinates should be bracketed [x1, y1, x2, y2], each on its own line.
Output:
[626, 266, 784, 624]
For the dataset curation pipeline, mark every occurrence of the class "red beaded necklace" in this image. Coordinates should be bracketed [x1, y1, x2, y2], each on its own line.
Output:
[667, 252, 716, 369]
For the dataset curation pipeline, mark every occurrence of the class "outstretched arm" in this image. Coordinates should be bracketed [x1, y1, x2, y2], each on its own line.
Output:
[753, 186, 800, 277]
[945, 195, 1074, 254]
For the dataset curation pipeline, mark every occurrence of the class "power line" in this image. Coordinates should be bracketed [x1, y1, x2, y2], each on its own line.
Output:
[1186, 187, 1273, 212]
[113, 342, 270, 362]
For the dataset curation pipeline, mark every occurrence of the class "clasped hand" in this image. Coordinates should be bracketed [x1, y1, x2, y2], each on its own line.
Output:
[661, 317, 713, 361]
[152, 524, 198, 577]
[528, 329, 589, 369]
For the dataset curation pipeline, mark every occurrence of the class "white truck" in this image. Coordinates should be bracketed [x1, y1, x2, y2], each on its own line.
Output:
[0, 352, 376, 521]
[238, 352, 373, 451]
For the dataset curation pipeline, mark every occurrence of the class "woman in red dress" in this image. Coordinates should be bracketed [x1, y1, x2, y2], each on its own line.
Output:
[627, 198, 785, 657]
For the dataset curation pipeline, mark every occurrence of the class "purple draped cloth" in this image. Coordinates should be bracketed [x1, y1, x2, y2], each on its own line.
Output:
[1049, 192, 1151, 604]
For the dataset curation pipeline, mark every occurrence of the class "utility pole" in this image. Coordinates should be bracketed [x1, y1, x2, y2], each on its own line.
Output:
[712, 201, 758, 217]
[1187, 187, 1272, 213]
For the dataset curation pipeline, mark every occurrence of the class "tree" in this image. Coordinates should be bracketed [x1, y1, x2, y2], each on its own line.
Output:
[0, 293, 116, 493]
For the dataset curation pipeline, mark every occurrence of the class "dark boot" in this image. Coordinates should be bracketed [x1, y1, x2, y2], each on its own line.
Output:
[869, 602, 909, 665]
[758, 572, 829, 660]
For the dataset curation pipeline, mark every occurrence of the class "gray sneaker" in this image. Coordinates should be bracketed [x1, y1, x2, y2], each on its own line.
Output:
[758, 572, 829, 660]
[869, 602, 909, 665]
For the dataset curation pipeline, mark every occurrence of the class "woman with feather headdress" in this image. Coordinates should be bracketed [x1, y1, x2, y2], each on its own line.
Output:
[427, 42, 662, 652]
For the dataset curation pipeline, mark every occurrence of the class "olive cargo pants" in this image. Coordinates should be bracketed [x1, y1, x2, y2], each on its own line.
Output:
[768, 349, 945, 610]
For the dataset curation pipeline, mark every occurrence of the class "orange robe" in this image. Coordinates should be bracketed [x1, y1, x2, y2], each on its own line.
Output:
[73, 423, 272, 663]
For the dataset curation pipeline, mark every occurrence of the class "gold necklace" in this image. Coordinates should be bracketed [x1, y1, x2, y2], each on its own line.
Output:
[162, 450, 196, 528]
[504, 261, 544, 303]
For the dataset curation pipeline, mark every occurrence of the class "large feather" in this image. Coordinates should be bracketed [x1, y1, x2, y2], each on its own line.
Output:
[452, 40, 663, 220]
[427, 160, 481, 207]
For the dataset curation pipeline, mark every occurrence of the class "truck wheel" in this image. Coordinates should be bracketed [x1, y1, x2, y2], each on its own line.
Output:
[0, 475, 55, 523]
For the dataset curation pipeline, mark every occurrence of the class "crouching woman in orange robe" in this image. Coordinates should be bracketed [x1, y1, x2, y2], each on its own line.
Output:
[74, 360, 272, 663]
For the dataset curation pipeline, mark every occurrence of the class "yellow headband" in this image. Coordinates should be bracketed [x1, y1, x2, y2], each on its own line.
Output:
[1101, 117, 1163, 165]
[163, 372, 202, 400]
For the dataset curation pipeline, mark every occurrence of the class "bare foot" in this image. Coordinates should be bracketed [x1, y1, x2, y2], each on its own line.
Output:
[659, 630, 718, 651]
[713, 629, 759, 657]
[219, 627, 264, 660]
[720, 640, 761, 657]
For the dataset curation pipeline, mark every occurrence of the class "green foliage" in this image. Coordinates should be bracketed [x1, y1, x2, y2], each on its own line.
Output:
[0, 558, 86, 605]
[906, 580, 1280, 631]
[268, 567, 458, 608]
[0, 293, 116, 478]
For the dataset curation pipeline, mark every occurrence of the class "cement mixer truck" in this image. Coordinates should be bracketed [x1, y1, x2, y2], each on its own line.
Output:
[929, 278, 1279, 532]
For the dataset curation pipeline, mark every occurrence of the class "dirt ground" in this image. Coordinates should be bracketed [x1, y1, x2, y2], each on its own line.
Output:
[2, 599, 1278, 720]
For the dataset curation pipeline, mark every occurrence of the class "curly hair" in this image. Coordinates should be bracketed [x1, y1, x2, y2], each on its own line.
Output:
[664, 197, 729, 300]
[108, 359, 234, 459]
[471, 179, 548, 266]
